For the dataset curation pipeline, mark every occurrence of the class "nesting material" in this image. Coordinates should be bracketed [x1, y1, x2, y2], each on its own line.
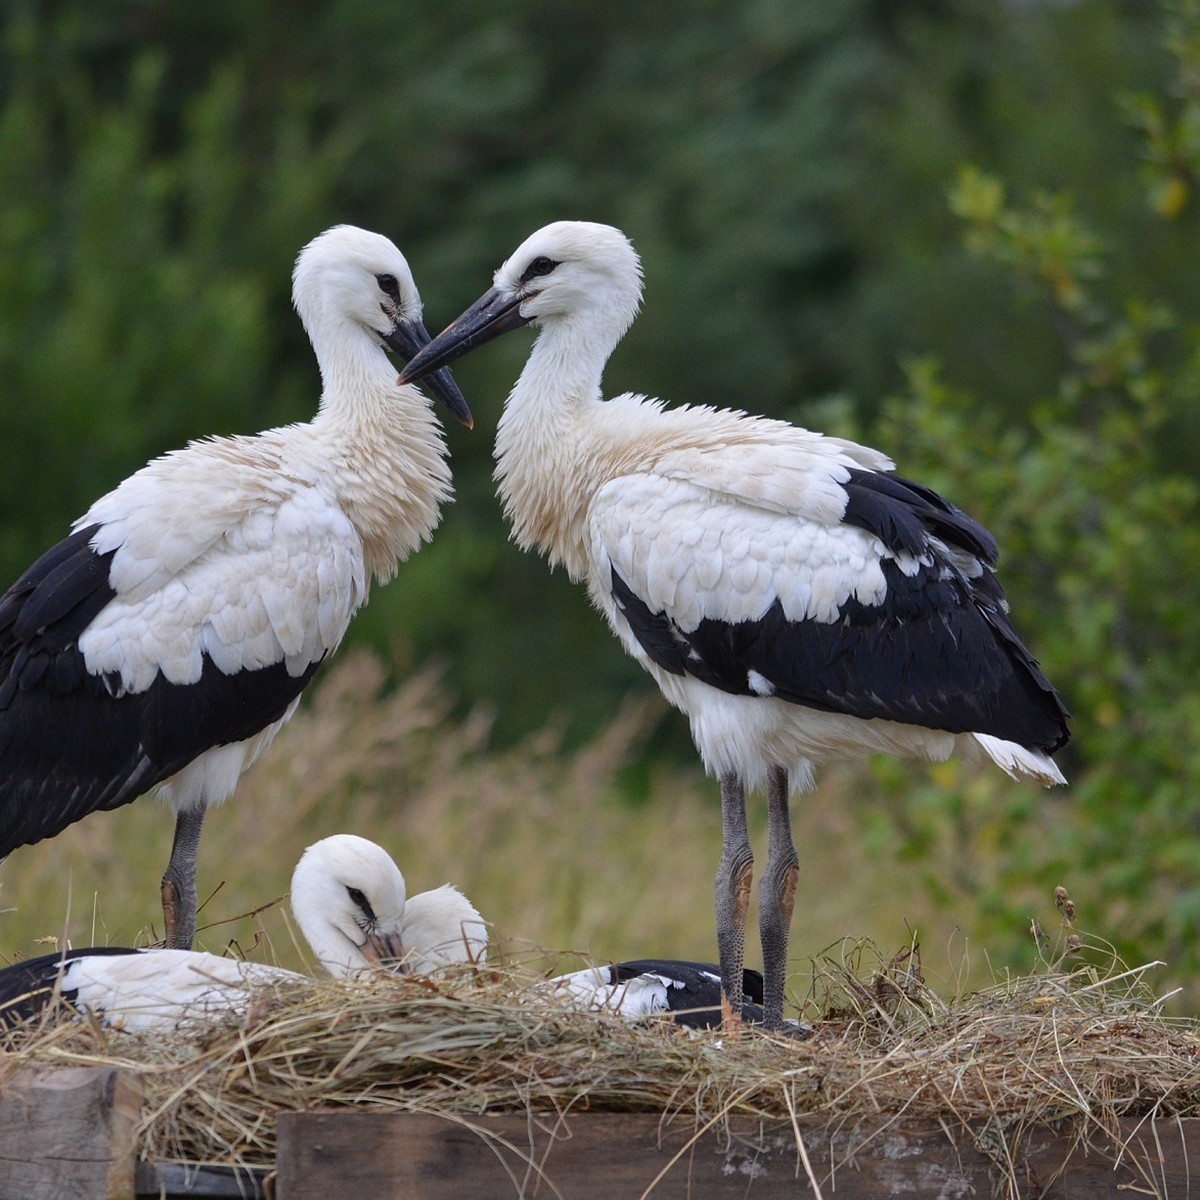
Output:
[0, 938, 1196, 1176]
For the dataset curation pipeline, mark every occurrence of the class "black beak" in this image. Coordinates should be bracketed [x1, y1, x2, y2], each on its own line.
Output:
[385, 317, 474, 429]
[396, 287, 532, 386]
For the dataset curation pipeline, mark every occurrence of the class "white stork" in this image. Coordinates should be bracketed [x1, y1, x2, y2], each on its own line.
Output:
[0, 227, 473, 951]
[0, 833, 487, 1031]
[397, 220, 1071, 1031]
[547, 959, 781, 1029]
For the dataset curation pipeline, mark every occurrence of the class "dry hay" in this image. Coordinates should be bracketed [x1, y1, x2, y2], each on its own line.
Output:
[1, 933, 1198, 1181]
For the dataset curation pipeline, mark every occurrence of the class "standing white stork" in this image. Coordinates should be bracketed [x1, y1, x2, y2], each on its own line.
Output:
[0, 226, 473, 951]
[0, 833, 488, 1031]
[397, 220, 1071, 1031]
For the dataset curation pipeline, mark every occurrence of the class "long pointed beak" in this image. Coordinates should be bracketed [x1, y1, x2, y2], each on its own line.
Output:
[396, 287, 532, 386]
[359, 929, 410, 974]
[384, 317, 474, 429]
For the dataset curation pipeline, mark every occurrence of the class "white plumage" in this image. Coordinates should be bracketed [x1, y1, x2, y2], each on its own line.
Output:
[546, 959, 783, 1029]
[0, 227, 472, 950]
[397, 220, 1070, 1031]
[0, 834, 487, 1032]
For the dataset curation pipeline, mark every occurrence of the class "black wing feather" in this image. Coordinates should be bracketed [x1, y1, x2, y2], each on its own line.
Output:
[606, 959, 771, 1028]
[0, 527, 321, 856]
[842, 470, 999, 564]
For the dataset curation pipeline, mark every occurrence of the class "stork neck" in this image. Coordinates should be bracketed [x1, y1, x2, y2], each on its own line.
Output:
[309, 322, 399, 419]
[291, 899, 368, 978]
[306, 324, 452, 584]
[494, 318, 618, 579]
[315, 933, 365, 978]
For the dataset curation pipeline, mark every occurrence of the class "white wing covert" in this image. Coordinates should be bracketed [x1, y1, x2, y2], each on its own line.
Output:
[80, 484, 365, 694]
[588, 463, 881, 635]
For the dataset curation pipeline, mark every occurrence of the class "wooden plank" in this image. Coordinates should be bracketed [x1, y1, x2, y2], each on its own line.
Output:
[275, 1109, 1200, 1199]
[135, 1162, 269, 1198]
[0, 1066, 143, 1200]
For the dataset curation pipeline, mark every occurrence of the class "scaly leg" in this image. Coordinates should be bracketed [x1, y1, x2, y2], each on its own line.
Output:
[161, 806, 206, 950]
[759, 764, 799, 1030]
[715, 772, 753, 1027]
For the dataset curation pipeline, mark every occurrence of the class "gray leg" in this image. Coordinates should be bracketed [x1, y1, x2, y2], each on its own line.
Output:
[715, 772, 753, 1025]
[759, 764, 798, 1030]
[161, 806, 206, 950]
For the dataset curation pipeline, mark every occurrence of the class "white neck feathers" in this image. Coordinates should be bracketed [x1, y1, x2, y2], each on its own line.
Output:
[302, 325, 452, 584]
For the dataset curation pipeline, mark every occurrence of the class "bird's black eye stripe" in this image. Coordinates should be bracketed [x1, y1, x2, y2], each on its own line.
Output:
[347, 886, 376, 922]
[375, 273, 401, 299]
[520, 256, 559, 283]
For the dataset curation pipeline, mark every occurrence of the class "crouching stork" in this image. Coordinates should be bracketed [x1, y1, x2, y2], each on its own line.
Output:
[0, 227, 472, 949]
[0, 834, 487, 1031]
[397, 220, 1070, 1032]
[548, 959, 797, 1030]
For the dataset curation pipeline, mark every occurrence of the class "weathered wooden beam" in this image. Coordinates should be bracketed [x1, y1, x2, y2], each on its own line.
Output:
[0, 1066, 143, 1200]
[134, 1161, 269, 1198]
[275, 1110, 1200, 1199]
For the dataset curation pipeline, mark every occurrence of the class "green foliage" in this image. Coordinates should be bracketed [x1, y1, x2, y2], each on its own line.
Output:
[949, 166, 1107, 313]
[854, 141, 1200, 983]
[1123, 0, 1200, 219]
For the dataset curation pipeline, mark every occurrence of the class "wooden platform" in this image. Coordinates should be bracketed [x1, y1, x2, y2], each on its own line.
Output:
[275, 1109, 1198, 1198]
[0, 1068, 267, 1200]
[2, 1067, 1196, 1198]
[0, 1066, 142, 1200]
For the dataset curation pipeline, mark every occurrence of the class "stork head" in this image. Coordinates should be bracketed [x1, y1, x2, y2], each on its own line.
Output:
[293, 225, 473, 426]
[397, 221, 643, 385]
[290, 834, 410, 977]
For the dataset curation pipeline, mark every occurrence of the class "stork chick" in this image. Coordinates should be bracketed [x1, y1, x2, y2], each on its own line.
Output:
[0, 833, 487, 1032]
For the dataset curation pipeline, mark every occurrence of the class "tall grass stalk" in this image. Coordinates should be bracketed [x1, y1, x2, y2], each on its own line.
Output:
[0, 652, 1033, 1003]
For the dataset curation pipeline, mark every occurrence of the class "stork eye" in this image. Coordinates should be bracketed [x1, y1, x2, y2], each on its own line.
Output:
[521, 256, 559, 283]
[375, 273, 401, 299]
[346, 886, 376, 921]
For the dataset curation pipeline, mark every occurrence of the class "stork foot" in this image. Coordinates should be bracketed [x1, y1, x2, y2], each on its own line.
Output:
[765, 1019, 812, 1041]
[720, 994, 747, 1036]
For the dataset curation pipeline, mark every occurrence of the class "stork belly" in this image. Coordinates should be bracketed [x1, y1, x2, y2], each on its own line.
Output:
[650, 668, 956, 793]
[152, 697, 301, 814]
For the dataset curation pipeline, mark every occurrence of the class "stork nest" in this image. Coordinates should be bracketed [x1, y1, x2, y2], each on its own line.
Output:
[0, 934, 1197, 1176]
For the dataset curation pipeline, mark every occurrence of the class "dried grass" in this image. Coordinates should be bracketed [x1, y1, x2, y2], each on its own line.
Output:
[0, 651, 952, 983]
[1, 934, 1196, 1180]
